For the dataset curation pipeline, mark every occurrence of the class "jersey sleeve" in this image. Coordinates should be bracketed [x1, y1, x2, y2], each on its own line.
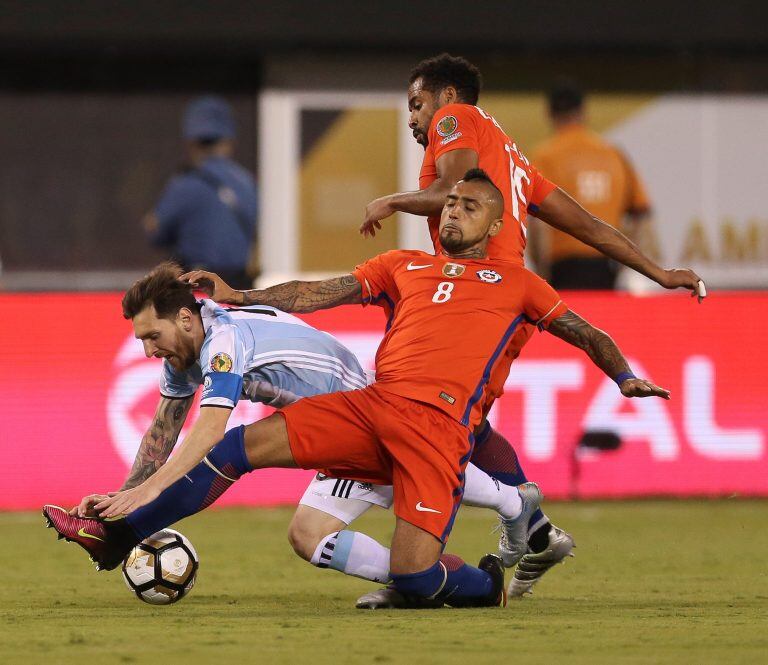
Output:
[526, 165, 558, 214]
[159, 361, 199, 399]
[522, 271, 568, 330]
[429, 104, 481, 162]
[199, 325, 245, 409]
[353, 251, 401, 310]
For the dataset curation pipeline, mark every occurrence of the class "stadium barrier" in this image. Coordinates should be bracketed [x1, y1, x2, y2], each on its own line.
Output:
[1, 292, 765, 509]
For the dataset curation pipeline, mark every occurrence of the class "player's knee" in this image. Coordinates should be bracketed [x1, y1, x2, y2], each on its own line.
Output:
[286, 516, 323, 562]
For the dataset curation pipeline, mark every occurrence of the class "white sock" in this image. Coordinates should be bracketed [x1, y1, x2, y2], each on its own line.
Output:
[310, 530, 390, 584]
[462, 462, 522, 519]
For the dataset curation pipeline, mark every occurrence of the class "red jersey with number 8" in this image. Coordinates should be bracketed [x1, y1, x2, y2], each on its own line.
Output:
[353, 250, 566, 430]
[419, 103, 556, 263]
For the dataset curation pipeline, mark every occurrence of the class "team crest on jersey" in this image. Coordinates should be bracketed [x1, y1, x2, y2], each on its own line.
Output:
[210, 352, 233, 372]
[476, 269, 503, 284]
[442, 263, 465, 278]
[436, 115, 458, 137]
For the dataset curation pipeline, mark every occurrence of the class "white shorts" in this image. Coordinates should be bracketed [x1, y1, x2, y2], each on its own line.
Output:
[299, 472, 394, 525]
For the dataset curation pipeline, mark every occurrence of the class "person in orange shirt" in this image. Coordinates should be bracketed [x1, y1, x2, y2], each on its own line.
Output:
[357, 54, 705, 602]
[44, 170, 670, 610]
[530, 81, 653, 289]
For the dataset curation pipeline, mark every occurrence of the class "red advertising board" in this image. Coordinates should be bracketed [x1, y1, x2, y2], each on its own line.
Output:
[1, 292, 765, 509]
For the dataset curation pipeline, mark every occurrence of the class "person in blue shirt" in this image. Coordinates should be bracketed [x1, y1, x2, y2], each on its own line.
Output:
[143, 96, 258, 289]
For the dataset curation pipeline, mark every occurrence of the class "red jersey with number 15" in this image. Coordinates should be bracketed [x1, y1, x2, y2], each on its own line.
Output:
[419, 103, 556, 264]
[353, 250, 567, 430]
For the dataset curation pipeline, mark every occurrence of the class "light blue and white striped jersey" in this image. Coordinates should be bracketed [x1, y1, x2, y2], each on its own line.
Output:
[160, 300, 367, 409]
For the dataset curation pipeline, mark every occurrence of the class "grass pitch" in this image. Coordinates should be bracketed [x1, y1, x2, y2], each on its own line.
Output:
[1, 501, 766, 665]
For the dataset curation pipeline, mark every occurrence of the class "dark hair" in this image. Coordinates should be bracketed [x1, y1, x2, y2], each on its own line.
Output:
[548, 79, 584, 116]
[461, 168, 502, 198]
[122, 261, 197, 320]
[409, 53, 482, 105]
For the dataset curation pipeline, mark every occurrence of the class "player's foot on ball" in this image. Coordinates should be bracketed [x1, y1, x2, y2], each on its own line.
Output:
[507, 525, 575, 598]
[355, 586, 443, 610]
[42, 504, 135, 571]
[497, 482, 543, 567]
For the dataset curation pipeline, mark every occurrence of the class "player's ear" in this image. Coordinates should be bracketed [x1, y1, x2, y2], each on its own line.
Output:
[488, 219, 503, 237]
[177, 307, 194, 331]
[439, 86, 458, 106]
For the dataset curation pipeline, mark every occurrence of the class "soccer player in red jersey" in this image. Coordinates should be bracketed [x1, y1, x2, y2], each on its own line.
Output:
[45, 170, 669, 609]
[358, 54, 705, 599]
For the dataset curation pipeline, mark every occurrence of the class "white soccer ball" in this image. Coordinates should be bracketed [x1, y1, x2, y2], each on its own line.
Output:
[121, 529, 199, 605]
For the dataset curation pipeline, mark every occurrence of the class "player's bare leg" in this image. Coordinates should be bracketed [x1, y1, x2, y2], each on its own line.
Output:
[288, 506, 348, 561]
[288, 505, 391, 583]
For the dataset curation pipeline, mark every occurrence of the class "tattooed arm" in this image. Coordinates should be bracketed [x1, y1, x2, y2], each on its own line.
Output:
[71, 395, 194, 516]
[547, 310, 670, 399]
[120, 395, 194, 490]
[181, 270, 363, 313]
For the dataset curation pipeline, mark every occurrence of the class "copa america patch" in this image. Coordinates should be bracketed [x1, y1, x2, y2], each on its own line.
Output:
[210, 352, 233, 372]
[442, 262, 465, 278]
[436, 115, 458, 137]
[476, 269, 503, 284]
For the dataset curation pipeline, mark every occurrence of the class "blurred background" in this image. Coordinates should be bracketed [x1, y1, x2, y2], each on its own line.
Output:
[1, 1, 766, 506]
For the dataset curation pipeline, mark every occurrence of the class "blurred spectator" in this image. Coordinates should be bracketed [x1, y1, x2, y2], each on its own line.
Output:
[143, 96, 258, 289]
[529, 81, 651, 290]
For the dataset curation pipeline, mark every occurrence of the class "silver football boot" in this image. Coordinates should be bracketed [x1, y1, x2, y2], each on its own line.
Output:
[355, 586, 443, 609]
[497, 482, 543, 567]
[507, 525, 575, 597]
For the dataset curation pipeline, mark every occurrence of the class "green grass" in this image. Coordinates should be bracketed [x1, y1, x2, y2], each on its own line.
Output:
[1, 501, 766, 664]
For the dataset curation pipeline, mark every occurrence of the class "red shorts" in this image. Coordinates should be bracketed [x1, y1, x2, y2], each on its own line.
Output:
[278, 384, 473, 542]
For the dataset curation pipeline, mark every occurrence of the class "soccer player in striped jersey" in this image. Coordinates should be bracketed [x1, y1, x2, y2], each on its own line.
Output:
[72, 261, 368, 515]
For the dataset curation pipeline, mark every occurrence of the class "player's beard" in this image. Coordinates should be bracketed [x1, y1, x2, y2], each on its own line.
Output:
[169, 330, 197, 371]
[439, 226, 466, 253]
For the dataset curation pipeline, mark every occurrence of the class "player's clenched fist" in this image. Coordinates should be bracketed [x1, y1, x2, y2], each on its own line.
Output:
[180, 270, 241, 304]
[619, 378, 670, 400]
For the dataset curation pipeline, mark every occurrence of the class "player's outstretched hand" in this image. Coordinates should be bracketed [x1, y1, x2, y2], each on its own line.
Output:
[659, 268, 707, 303]
[70, 493, 114, 518]
[94, 484, 161, 518]
[180, 270, 241, 304]
[360, 195, 396, 238]
[620, 378, 671, 400]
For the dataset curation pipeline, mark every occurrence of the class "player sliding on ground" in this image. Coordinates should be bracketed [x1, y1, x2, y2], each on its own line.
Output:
[44, 170, 670, 609]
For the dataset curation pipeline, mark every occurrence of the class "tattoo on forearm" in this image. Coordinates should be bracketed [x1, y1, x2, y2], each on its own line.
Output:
[120, 396, 194, 490]
[240, 275, 362, 312]
[547, 310, 631, 379]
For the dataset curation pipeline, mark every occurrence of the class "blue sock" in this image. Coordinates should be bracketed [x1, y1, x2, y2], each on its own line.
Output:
[472, 422, 546, 533]
[126, 426, 252, 540]
[390, 555, 494, 607]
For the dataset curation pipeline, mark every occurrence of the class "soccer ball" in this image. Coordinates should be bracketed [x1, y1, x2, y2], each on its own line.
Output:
[121, 529, 199, 605]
